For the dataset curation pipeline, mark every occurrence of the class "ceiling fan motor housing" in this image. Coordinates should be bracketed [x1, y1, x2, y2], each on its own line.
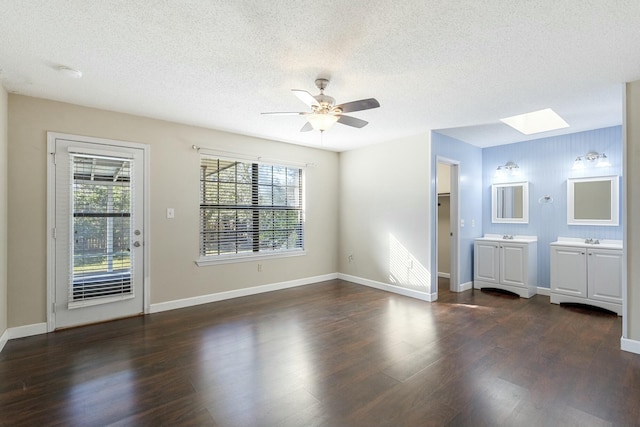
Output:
[315, 78, 330, 91]
[313, 94, 336, 112]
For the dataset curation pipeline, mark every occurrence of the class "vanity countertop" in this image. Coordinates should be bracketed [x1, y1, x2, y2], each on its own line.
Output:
[475, 234, 537, 243]
[550, 237, 623, 250]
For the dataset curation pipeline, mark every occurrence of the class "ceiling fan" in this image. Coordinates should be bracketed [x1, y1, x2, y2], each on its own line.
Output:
[262, 78, 380, 132]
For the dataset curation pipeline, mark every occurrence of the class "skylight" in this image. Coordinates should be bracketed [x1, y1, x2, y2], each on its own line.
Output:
[500, 108, 569, 135]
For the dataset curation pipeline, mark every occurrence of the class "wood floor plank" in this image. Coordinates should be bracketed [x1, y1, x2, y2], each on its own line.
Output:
[1, 279, 639, 426]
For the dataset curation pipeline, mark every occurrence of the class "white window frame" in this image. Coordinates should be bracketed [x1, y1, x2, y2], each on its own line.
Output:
[196, 152, 306, 266]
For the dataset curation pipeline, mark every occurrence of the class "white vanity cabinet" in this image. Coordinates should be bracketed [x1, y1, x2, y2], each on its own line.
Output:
[550, 238, 623, 315]
[474, 235, 538, 298]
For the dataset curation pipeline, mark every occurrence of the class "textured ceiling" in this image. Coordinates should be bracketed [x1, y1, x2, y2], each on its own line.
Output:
[2, 1, 640, 151]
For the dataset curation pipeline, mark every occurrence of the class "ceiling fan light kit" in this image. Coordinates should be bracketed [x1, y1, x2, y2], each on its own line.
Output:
[307, 113, 339, 131]
[262, 78, 380, 133]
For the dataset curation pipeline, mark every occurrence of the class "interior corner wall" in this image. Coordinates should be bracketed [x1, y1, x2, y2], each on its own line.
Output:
[338, 134, 432, 295]
[430, 132, 483, 287]
[626, 81, 640, 342]
[0, 86, 8, 338]
[7, 95, 339, 328]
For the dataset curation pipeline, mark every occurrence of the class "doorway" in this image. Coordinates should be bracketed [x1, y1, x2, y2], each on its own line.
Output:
[47, 133, 149, 330]
[436, 158, 459, 296]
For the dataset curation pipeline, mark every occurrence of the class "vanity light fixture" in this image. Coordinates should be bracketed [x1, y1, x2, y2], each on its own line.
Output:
[572, 151, 611, 169]
[495, 161, 520, 178]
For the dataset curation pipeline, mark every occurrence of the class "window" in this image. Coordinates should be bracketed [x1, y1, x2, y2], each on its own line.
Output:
[199, 155, 304, 263]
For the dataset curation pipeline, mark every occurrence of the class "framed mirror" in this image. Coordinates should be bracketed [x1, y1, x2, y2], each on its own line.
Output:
[492, 182, 529, 224]
[567, 175, 619, 226]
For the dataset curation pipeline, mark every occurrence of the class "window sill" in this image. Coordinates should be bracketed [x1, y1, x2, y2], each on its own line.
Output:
[195, 250, 306, 267]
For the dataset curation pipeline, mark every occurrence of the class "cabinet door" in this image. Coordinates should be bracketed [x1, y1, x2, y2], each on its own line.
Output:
[500, 243, 527, 287]
[550, 246, 587, 297]
[475, 241, 499, 284]
[587, 249, 623, 304]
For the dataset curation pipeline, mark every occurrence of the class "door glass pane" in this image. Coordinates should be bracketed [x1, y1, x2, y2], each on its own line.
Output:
[71, 155, 133, 302]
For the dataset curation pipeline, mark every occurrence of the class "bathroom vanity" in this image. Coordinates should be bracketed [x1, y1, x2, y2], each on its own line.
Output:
[550, 237, 623, 315]
[474, 234, 538, 298]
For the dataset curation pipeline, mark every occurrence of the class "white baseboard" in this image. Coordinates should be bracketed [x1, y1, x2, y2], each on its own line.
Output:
[150, 273, 338, 314]
[621, 337, 640, 355]
[338, 273, 434, 302]
[458, 281, 473, 292]
[0, 328, 8, 352]
[438, 272, 450, 279]
[8, 322, 48, 340]
[536, 287, 551, 297]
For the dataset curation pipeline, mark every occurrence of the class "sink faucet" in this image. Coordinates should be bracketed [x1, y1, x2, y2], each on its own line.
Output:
[503, 235, 514, 240]
[585, 238, 593, 244]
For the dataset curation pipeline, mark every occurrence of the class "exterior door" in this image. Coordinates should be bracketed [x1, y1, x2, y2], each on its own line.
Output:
[49, 134, 146, 329]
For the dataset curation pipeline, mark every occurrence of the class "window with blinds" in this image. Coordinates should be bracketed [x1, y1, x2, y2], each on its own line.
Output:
[71, 154, 133, 305]
[199, 155, 304, 259]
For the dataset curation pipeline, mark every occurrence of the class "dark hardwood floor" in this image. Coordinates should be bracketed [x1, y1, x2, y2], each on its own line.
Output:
[1, 279, 639, 426]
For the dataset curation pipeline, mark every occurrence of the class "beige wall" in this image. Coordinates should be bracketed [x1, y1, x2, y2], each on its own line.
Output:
[7, 95, 339, 327]
[436, 162, 451, 194]
[338, 134, 432, 294]
[0, 86, 7, 337]
[626, 81, 640, 341]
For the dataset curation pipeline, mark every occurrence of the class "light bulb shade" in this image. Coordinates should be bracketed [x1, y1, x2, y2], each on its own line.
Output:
[572, 157, 585, 170]
[306, 113, 339, 131]
[596, 154, 611, 167]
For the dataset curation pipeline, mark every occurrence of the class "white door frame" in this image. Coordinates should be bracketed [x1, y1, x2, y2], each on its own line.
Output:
[46, 132, 151, 332]
[435, 156, 460, 294]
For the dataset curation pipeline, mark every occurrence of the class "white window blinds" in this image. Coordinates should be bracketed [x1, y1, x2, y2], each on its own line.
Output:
[199, 155, 304, 258]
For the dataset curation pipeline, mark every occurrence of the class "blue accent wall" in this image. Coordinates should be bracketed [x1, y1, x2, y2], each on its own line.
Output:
[431, 132, 483, 288]
[482, 126, 623, 288]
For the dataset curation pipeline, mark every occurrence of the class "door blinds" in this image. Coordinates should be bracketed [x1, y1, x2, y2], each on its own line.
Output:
[70, 153, 134, 306]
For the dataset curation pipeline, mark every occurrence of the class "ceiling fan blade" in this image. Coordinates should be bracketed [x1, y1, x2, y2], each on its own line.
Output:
[300, 121, 313, 132]
[261, 112, 306, 116]
[292, 89, 319, 107]
[335, 98, 380, 113]
[337, 115, 368, 128]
